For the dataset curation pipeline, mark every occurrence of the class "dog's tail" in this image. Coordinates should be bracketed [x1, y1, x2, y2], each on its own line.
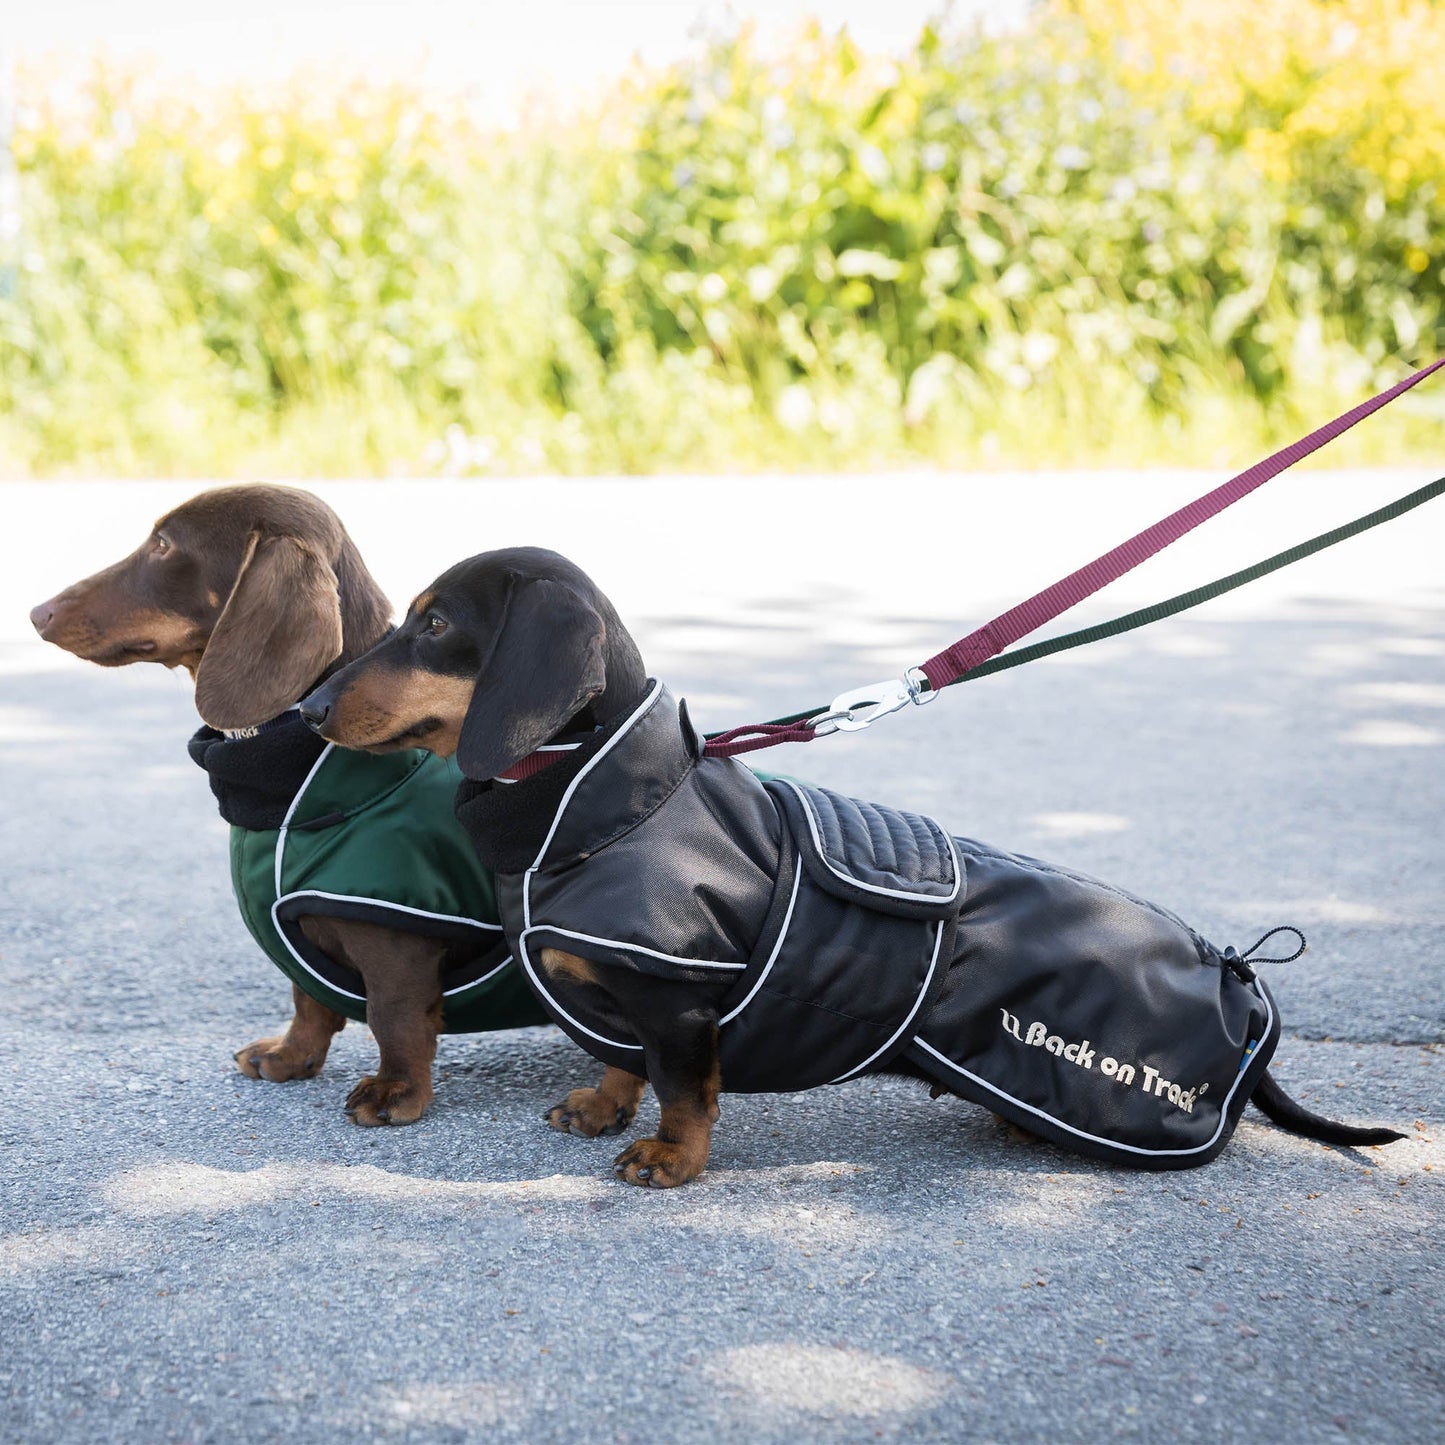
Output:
[1252, 1069, 1406, 1147]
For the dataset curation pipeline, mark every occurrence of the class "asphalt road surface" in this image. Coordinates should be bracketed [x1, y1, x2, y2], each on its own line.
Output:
[2, 473, 1441, 1443]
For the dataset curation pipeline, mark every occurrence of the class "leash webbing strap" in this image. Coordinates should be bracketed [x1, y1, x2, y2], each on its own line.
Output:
[703, 356, 1445, 759]
[703, 474, 1445, 753]
[917, 356, 1445, 690]
[946, 473, 1445, 684]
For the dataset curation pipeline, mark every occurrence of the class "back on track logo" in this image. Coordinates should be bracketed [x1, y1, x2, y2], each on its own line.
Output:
[998, 1008, 1206, 1113]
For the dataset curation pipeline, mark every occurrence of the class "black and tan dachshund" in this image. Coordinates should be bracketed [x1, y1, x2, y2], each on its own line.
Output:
[300, 548, 1404, 1187]
[30, 485, 494, 1125]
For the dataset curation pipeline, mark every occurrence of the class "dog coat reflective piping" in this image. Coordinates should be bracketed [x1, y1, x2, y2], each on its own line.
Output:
[189, 716, 546, 1033]
[455, 682, 1281, 1169]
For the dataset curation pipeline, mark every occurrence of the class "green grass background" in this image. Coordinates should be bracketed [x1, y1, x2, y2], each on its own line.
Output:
[2, 3, 1443, 477]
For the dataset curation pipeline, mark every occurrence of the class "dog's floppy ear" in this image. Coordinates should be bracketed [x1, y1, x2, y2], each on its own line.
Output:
[194, 531, 343, 730]
[457, 577, 606, 780]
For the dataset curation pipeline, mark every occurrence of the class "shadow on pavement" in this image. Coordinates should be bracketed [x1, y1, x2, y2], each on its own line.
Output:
[1, 597, 1441, 1443]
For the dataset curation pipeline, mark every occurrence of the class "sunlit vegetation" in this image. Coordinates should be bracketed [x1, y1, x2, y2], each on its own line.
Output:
[1, 1, 1441, 476]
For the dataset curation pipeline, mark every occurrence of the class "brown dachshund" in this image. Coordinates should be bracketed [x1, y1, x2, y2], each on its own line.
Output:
[300, 547, 1404, 1186]
[29, 484, 486, 1125]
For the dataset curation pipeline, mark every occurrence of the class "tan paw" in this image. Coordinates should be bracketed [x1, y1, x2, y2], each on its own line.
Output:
[546, 1086, 639, 1138]
[345, 1075, 431, 1126]
[234, 1035, 325, 1082]
[611, 1136, 706, 1189]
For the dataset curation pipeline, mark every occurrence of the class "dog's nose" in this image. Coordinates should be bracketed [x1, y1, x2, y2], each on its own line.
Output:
[29, 601, 55, 635]
[298, 699, 330, 731]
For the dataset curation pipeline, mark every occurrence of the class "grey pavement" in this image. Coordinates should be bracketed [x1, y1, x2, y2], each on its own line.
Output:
[1, 475, 1442, 1444]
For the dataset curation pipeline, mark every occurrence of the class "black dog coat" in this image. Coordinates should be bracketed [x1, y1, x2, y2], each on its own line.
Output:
[456, 682, 1282, 1169]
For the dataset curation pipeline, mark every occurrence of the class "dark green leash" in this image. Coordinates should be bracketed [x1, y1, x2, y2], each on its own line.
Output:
[949, 473, 1445, 684]
[712, 473, 1445, 736]
[706, 356, 1445, 754]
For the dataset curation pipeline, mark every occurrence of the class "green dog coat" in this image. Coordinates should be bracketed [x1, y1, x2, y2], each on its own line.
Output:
[189, 714, 545, 1032]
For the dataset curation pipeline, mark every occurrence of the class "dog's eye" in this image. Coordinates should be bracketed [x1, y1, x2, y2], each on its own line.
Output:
[150, 533, 171, 558]
[425, 614, 449, 636]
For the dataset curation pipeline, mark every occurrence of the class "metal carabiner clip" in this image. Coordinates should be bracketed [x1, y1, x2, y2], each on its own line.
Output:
[810, 668, 936, 736]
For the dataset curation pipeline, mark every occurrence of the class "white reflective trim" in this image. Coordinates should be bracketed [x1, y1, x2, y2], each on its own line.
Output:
[515, 681, 726, 1056]
[494, 741, 582, 784]
[909, 984, 1274, 1158]
[270, 890, 510, 1002]
[267, 744, 510, 1008]
[522, 678, 663, 931]
[719, 856, 801, 1026]
[829, 919, 947, 1085]
[529, 680, 663, 872]
[273, 742, 336, 897]
[516, 928, 644, 1053]
[447, 956, 513, 998]
[777, 778, 961, 906]
[269, 895, 364, 1002]
[524, 924, 745, 972]
[275, 889, 503, 933]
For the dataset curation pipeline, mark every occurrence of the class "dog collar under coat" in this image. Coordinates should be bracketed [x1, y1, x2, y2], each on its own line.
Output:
[492, 742, 583, 784]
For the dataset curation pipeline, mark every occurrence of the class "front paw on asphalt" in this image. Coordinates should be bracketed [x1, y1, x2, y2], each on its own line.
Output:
[611, 1137, 703, 1189]
[345, 1075, 430, 1126]
[234, 1037, 322, 1082]
[545, 1088, 634, 1138]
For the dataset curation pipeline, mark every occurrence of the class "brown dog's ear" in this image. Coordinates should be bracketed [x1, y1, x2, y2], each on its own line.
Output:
[456, 577, 606, 780]
[194, 531, 343, 730]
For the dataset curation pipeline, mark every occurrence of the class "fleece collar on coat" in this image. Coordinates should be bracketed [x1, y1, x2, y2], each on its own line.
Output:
[188, 712, 330, 831]
[454, 681, 701, 876]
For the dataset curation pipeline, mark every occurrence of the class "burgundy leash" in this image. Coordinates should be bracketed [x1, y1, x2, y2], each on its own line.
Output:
[703, 356, 1445, 759]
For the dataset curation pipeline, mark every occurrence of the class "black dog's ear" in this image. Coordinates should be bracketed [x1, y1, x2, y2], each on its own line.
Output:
[456, 577, 607, 780]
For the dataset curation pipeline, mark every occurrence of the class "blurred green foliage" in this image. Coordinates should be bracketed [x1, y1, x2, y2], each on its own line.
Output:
[1, 6, 1442, 477]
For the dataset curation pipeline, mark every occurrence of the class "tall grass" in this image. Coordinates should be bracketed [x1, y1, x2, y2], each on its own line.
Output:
[1, 2, 1442, 477]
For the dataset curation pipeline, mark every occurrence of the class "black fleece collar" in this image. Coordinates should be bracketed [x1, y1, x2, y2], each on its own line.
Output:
[188, 713, 328, 831]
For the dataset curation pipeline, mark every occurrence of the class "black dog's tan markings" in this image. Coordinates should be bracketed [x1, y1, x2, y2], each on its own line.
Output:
[540, 947, 600, 987]
[318, 662, 473, 757]
[613, 1032, 720, 1188]
[546, 1064, 647, 1139]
